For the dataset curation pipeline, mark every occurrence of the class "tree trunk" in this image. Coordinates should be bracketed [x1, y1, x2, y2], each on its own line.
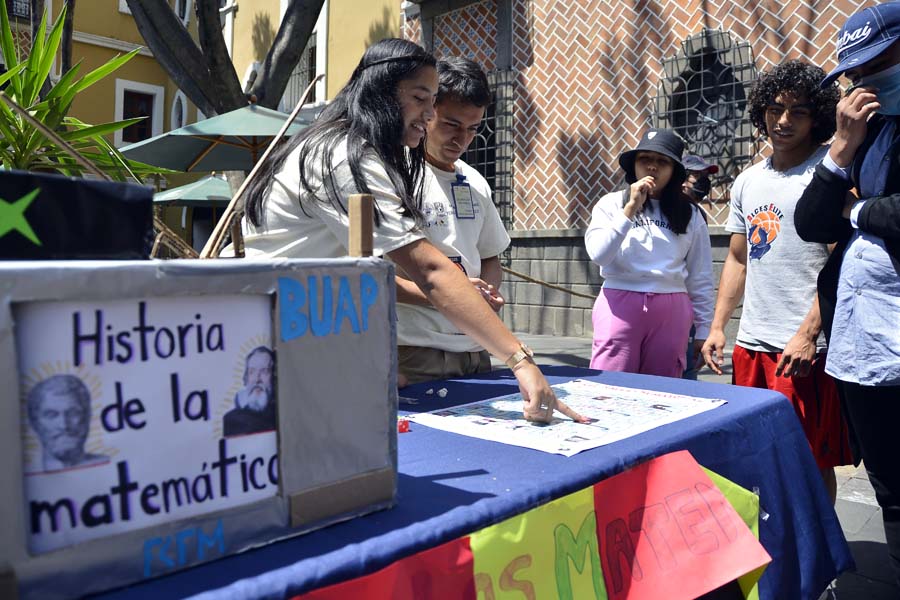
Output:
[124, 0, 322, 116]
[29, 0, 45, 36]
[125, 0, 219, 116]
[195, 0, 245, 113]
[251, 0, 326, 109]
[61, 0, 75, 74]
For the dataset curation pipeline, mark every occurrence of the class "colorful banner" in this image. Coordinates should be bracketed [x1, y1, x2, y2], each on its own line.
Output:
[299, 538, 475, 599]
[294, 451, 770, 599]
[594, 451, 770, 600]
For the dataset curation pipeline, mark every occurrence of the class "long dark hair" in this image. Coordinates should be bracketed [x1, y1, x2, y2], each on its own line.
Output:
[246, 39, 436, 227]
[622, 160, 695, 234]
[660, 187, 695, 234]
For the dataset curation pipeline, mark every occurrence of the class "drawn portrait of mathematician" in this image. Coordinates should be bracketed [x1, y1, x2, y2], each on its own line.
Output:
[223, 346, 277, 437]
[26, 374, 108, 472]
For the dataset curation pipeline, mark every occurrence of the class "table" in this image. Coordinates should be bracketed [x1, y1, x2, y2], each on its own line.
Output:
[99, 366, 853, 599]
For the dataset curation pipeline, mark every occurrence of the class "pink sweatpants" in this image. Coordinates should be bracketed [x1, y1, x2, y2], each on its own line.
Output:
[590, 288, 693, 378]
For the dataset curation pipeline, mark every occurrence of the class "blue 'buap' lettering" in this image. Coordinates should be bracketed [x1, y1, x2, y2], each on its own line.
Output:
[278, 274, 379, 342]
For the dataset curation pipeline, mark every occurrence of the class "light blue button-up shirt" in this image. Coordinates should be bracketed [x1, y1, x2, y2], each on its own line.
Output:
[820, 124, 900, 385]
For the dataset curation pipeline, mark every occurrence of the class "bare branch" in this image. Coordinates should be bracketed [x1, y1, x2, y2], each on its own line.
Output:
[250, 0, 325, 109]
[125, 0, 217, 115]
[195, 0, 245, 112]
[123, 0, 321, 116]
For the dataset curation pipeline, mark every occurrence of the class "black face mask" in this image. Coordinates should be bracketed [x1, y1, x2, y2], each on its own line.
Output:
[691, 175, 711, 199]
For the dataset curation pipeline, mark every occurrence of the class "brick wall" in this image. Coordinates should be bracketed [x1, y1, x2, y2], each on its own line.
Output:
[501, 228, 741, 344]
[410, 0, 847, 339]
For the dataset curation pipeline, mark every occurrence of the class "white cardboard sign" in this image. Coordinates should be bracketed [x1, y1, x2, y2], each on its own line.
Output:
[15, 295, 277, 554]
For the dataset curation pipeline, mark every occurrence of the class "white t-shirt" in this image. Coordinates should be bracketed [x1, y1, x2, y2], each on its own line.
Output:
[584, 191, 714, 339]
[726, 145, 830, 352]
[241, 138, 424, 258]
[397, 160, 510, 352]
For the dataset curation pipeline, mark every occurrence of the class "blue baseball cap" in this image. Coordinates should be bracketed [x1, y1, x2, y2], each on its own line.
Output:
[822, 2, 900, 87]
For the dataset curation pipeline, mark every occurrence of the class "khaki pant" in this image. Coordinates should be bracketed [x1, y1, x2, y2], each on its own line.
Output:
[398, 345, 491, 385]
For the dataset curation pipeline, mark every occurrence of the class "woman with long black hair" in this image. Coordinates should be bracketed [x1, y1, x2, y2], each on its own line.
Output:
[241, 39, 585, 424]
[585, 128, 714, 377]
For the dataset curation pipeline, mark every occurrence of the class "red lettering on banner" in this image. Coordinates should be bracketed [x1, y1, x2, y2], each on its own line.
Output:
[696, 482, 740, 542]
[593, 451, 771, 600]
[628, 503, 677, 571]
[499, 555, 535, 600]
[605, 517, 643, 593]
[666, 489, 719, 555]
[474, 573, 495, 599]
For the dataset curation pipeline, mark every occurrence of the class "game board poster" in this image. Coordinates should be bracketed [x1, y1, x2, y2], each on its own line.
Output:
[409, 380, 726, 457]
[14, 296, 277, 554]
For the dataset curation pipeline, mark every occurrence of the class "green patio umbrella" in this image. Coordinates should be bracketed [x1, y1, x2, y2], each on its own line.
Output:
[120, 104, 321, 172]
[153, 175, 232, 208]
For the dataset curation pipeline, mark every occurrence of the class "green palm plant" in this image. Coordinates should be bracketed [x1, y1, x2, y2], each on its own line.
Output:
[0, 2, 161, 180]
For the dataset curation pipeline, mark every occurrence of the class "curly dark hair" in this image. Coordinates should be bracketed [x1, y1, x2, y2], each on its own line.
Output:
[747, 59, 841, 145]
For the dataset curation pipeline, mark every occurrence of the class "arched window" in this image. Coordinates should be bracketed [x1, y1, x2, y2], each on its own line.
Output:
[653, 28, 758, 220]
[171, 91, 187, 130]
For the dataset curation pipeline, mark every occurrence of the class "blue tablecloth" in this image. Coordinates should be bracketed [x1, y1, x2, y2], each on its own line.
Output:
[98, 366, 853, 600]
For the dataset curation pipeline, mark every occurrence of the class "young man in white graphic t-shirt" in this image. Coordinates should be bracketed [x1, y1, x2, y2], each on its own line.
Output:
[395, 57, 511, 385]
[701, 60, 851, 500]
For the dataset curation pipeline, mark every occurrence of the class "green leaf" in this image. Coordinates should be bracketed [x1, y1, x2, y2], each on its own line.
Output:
[21, 6, 51, 105]
[34, 5, 68, 101]
[0, 4, 147, 183]
[42, 62, 83, 103]
[0, 62, 24, 88]
[58, 118, 146, 142]
[0, 1, 18, 80]
[0, 3, 22, 100]
[71, 48, 141, 95]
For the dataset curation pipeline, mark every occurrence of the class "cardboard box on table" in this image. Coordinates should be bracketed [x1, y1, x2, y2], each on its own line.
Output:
[0, 259, 399, 599]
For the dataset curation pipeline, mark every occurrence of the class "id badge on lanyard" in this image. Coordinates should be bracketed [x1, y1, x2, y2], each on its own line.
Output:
[451, 172, 476, 219]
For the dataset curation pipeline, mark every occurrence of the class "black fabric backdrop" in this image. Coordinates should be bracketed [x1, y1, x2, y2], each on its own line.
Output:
[0, 170, 153, 259]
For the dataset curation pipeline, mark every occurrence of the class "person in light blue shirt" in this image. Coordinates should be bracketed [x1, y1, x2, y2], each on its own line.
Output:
[796, 3, 900, 589]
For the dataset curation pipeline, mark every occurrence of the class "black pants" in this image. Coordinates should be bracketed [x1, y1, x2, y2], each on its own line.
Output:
[840, 380, 900, 587]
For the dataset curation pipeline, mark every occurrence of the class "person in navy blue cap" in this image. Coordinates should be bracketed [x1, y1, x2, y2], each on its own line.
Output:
[795, 2, 900, 588]
[584, 128, 714, 378]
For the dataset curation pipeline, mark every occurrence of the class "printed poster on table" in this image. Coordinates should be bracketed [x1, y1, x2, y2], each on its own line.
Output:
[15, 295, 277, 554]
[408, 379, 726, 456]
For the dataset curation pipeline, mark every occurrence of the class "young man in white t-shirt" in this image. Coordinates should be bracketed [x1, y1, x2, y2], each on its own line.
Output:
[701, 59, 851, 499]
[395, 57, 511, 385]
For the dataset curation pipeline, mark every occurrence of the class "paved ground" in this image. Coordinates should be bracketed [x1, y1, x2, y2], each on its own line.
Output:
[496, 334, 897, 599]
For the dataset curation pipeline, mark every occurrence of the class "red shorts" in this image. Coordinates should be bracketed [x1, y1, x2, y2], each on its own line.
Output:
[732, 345, 852, 470]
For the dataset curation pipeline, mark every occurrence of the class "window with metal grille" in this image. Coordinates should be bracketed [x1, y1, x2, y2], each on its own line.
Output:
[461, 69, 514, 234]
[653, 28, 757, 225]
[6, 0, 29, 19]
[283, 34, 317, 109]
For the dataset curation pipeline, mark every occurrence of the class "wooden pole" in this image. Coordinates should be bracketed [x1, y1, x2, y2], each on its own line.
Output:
[229, 211, 245, 258]
[199, 74, 324, 259]
[348, 194, 374, 257]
